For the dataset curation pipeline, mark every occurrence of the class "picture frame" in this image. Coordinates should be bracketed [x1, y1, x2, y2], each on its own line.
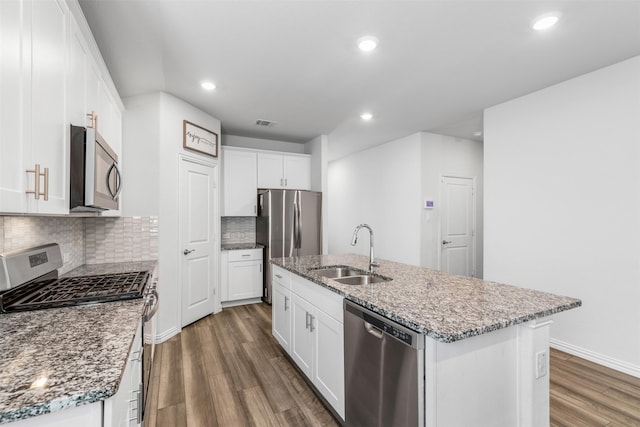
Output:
[183, 120, 218, 157]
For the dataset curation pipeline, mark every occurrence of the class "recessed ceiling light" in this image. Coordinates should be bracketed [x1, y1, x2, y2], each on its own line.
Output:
[201, 81, 216, 90]
[360, 112, 373, 121]
[357, 36, 378, 52]
[532, 12, 561, 31]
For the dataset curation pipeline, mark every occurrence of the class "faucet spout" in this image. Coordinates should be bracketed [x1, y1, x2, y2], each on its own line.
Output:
[350, 224, 379, 273]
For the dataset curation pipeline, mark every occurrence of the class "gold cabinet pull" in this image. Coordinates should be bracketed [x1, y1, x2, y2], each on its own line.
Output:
[26, 164, 41, 200]
[25, 164, 48, 200]
[87, 111, 98, 130]
[42, 167, 49, 201]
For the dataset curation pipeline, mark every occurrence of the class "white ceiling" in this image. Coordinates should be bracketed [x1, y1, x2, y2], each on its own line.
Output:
[79, 0, 640, 160]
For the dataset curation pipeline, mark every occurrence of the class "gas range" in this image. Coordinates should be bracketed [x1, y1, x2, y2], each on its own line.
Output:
[0, 244, 150, 313]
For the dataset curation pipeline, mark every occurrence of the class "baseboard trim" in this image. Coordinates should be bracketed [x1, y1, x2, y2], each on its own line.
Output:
[221, 298, 262, 308]
[155, 326, 180, 344]
[550, 338, 640, 378]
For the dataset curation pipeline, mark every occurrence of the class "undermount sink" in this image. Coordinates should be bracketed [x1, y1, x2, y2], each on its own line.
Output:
[333, 275, 391, 286]
[310, 265, 392, 286]
[310, 265, 367, 279]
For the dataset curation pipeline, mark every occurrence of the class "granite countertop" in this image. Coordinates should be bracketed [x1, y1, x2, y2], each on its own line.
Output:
[221, 243, 264, 251]
[271, 254, 581, 343]
[0, 260, 157, 424]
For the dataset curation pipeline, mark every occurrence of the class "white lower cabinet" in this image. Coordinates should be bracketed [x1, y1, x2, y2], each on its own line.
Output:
[103, 321, 142, 427]
[221, 248, 263, 304]
[272, 275, 292, 352]
[271, 266, 344, 420]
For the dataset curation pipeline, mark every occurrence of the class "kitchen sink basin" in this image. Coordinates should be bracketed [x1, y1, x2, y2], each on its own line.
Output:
[310, 265, 367, 279]
[310, 265, 392, 286]
[333, 275, 391, 286]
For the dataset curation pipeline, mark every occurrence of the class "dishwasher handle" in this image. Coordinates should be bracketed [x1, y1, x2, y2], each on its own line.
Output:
[364, 322, 384, 339]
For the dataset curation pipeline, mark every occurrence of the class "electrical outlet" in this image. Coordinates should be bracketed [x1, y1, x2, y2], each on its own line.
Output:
[536, 350, 548, 379]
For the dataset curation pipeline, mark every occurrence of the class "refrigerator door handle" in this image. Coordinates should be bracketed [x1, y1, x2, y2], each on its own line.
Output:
[296, 198, 302, 249]
[293, 200, 299, 252]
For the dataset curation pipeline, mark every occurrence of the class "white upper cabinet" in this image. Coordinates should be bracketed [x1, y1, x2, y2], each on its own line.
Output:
[284, 155, 311, 190]
[0, 0, 28, 213]
[257, 152, 311, 190]
[222, 148, 258, 216]
[0, 0, 123, 215]
[28, 0, 69, 214]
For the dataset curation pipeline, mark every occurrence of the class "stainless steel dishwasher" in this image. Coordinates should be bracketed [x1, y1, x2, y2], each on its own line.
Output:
[344, 300, 425, 426]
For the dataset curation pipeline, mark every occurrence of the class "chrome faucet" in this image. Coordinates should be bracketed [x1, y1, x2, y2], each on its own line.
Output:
[351, 224, 379, 273]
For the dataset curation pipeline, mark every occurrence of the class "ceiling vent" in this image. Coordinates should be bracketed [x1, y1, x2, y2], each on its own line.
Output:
[255, 119, 277, 127]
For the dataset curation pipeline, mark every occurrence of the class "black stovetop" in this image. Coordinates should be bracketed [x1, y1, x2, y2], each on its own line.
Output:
[0, 271, 149, 313]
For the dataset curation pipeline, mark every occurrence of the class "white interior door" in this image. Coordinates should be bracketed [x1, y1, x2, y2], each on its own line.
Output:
[440, 176, 475, 277]
[180, 158, 217, 327]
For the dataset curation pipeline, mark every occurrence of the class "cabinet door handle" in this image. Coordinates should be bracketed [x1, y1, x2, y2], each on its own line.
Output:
[26, 164, 48, 200]
[284, 296, 289, 311]
[254, 204, 257, 214]
[42, 167, 49, 201]
[309, 315, 315, 332]
[284, 178, 288, 187]
[275, 274, 283, 279]
[280, 178, 284, 187]
[305, 312, 310, 329]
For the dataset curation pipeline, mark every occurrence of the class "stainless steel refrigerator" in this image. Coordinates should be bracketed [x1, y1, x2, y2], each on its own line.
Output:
[257, 189, 322, 303]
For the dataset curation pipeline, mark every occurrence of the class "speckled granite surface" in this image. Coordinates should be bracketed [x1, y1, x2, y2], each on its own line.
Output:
[272, 254, 581, 343]
[0, 261, 157, 424]
[221, 243, 264, 251]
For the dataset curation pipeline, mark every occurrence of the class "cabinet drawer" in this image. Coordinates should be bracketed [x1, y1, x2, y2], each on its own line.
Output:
[228, 248, 262, 262]
[272, 265, 291, 290]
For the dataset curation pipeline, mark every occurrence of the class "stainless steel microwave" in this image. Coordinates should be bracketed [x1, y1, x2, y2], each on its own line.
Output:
[70, 125, 121, 212]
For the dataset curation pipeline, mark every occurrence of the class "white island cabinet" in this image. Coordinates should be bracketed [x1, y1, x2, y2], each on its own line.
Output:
[271, 265, 345, 420]
[271, 254, 581, 427]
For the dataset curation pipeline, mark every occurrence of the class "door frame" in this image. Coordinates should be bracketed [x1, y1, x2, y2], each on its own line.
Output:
[177, 154, 221, 330]
[438, 174, 477, 277]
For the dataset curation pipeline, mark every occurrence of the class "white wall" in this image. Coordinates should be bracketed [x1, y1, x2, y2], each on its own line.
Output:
[123, 92, 221, 341]
[122, 93, 160, 217]
[305, 135, 329, 253]
[222, 134, 305, 153]
[328, 133, 422, 265]
[420, 132, 484, 277]
[484, 56, 640, 376]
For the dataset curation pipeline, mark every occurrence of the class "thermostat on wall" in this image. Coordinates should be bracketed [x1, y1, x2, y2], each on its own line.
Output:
[424, 200, 434, 209]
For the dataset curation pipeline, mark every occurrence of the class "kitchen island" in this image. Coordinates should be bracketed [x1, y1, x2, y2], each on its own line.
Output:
[0, 261, 156, 426]
[270, 254, 581, 427]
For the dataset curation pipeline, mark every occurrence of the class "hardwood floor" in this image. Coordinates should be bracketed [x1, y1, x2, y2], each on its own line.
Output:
[550, 348, 640, 426]
[146, 303, 339, 427]
[146, 303, 640, 427]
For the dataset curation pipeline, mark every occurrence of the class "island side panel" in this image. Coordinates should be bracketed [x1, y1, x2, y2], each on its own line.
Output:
[425, 319, 552, 427]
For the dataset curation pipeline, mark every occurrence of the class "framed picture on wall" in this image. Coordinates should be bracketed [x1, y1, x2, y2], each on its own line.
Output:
[183, 120, 218, 157]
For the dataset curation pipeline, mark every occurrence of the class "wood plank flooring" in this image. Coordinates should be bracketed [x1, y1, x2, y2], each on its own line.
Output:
[146, 303, 339, 427]
[146, 303, 640, 427]
[550, 348, 640, 426]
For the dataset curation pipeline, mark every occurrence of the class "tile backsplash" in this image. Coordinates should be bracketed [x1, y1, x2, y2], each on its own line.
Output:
[221, 216, 256, 245]
[85, 217, 158, 264]
[0, 216, 85, 274]
[0, 216, 158, 274]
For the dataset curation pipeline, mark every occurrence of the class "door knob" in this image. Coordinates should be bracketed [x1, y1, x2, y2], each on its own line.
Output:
[183, 249, 195, 255]
[442, 240, 452, 245]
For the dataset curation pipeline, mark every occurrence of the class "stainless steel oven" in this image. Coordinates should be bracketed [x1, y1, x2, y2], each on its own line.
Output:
[141, 274, 159, 426]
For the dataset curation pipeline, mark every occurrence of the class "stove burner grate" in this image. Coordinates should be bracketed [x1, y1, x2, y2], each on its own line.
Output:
[0, 271, 150, 313]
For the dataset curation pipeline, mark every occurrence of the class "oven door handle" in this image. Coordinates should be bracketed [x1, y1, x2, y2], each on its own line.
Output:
[143, 290, 159, 322]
